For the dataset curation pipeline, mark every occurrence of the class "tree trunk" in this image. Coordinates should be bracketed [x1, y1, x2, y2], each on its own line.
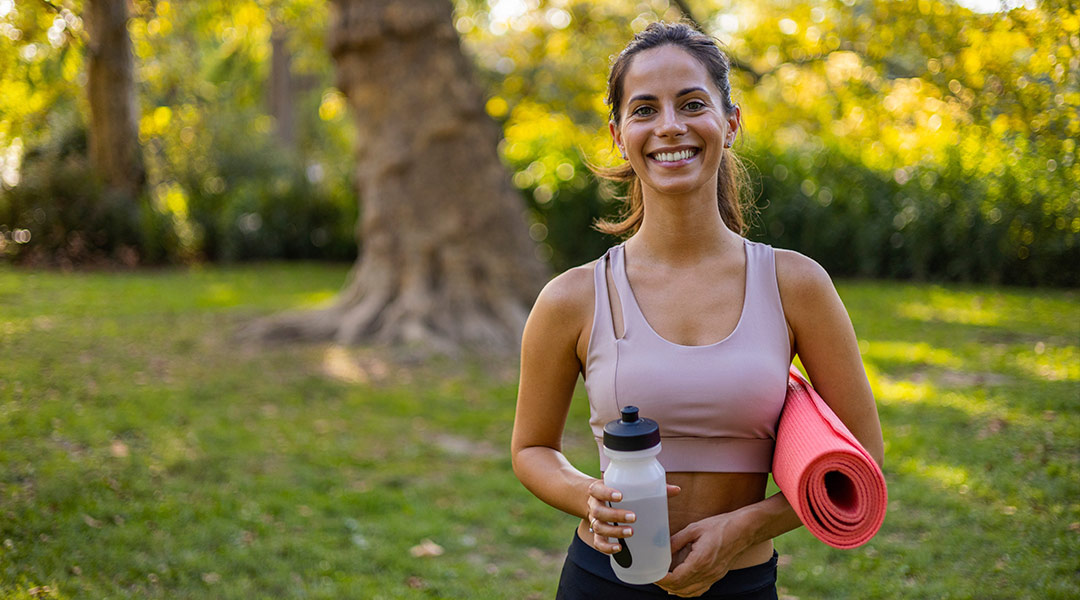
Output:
[247, 0, 548, 354]
[269, 24, 296, 152]
[85, 0, 145, 199]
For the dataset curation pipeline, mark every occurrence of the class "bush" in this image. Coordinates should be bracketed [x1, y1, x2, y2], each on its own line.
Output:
[176, 129, 358, 263]
[0, 122, 180, 267]
[741, 145, 1080, 287]
[530, 144, 1078, 288]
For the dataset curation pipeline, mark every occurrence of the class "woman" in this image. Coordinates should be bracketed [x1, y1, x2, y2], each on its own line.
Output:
[511, 22, 884, 599]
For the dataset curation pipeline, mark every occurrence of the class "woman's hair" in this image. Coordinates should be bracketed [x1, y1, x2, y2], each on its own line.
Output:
[592, 21, 749, 237]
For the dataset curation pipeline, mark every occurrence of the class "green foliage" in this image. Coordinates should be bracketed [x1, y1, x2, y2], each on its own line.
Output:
[747, 143, 1080, 285]
[181, 144, 358, 262]
[2, 0, 1077, 279]
[0, 0, 356, 265]
[0, 264, 1076, 597]
[458, 0, 1079, 285]
[0, 116, 179, 266]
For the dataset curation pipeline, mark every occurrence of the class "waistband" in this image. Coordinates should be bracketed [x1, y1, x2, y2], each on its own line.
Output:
[566, 530, 778, 595]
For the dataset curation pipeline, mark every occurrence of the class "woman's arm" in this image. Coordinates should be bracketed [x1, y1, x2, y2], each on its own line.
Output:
[657, 250, 884, 597]
[512, 265, 677, 555]
[776, 249, 884, 467]
[511, 267, 595, 519]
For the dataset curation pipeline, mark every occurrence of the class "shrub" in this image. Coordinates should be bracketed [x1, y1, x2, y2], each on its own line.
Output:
[0, 121, 179, 267]
[742, 145, 1080, 287]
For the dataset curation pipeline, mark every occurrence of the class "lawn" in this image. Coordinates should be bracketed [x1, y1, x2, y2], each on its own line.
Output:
[0, 263, 1076, 599]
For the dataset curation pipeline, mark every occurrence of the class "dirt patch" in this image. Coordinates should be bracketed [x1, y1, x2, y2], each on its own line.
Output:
[909, 368, 1012, 388]
[432, 433, 500, 459]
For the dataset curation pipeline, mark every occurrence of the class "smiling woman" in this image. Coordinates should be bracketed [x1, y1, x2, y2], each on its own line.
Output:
[591, 26, 748, 240]
[512, 21, 884, 600]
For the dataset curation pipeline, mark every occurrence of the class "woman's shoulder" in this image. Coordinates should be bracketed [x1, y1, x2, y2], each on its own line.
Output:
[529, 258, 599, 322]
[771, 247, 838, 310]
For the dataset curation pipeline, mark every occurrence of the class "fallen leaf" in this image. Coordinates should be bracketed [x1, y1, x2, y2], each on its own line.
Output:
[83, 514, 103, 528]
[201, 572, 221, 584]
[406, 576, 426, 589]
[409, 539, 444, 558]
[110, 440, 129, 458]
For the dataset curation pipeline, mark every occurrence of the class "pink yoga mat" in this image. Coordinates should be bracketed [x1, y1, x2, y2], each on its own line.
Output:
[772, 367, 887, 549]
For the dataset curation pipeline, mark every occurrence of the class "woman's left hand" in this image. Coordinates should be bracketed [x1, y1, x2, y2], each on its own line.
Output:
[654, 511, 751, 598]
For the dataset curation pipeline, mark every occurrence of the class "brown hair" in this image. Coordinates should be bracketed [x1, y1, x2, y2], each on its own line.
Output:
[592, 22, 749, 237]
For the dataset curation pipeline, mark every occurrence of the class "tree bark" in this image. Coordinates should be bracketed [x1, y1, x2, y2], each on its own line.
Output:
[269, 24, 296, 152]
[85, 0, 145, 199]
[248, 0, 548, 354]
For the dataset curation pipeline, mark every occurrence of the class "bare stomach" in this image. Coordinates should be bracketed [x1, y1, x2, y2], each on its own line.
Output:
[579, 471, 774, 571]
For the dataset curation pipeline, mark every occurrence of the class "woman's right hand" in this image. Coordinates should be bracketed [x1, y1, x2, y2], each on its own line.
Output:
[585, 480, 681, 555]
[585, 480, 632, 554]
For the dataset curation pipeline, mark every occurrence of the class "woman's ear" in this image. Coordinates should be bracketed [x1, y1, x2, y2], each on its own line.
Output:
[609, 121, 626, 159]
[725, 105, 741, 147]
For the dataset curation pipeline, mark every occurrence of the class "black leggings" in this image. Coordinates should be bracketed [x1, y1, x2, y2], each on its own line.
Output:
[556, 532, 778, 599]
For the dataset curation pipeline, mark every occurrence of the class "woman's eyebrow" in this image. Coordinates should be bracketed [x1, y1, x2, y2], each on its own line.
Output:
[677, 86, 708, 97]
[628, 87, 708, 104]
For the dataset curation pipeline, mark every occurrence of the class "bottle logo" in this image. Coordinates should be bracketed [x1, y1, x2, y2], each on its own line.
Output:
[613, 536, 632, 568]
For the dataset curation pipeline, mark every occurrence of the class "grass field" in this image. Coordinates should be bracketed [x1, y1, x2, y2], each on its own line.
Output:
[0, 263, 1077, 599]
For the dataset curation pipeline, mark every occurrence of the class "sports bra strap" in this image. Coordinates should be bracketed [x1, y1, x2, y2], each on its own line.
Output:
[591, 249, 617, 342]
[609, 244, 645, 336]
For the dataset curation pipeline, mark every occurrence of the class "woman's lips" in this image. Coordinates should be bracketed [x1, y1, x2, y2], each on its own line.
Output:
[648, 148, 699, 166]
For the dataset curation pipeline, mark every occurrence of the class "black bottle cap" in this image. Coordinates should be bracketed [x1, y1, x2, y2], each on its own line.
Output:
[603, 406, 661, 452]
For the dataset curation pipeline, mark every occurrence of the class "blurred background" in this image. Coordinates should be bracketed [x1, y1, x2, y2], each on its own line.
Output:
[1, 0, 1076, 285]
[0, 2, 1078, 598]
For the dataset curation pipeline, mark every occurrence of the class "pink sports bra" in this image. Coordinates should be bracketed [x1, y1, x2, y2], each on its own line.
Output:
[584, 239, 791, 473]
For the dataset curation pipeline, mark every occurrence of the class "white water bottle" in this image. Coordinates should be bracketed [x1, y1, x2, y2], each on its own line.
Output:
[603, 406, 671, 584]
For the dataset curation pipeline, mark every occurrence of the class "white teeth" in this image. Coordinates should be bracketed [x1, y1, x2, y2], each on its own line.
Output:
[653, 149, 697, 162]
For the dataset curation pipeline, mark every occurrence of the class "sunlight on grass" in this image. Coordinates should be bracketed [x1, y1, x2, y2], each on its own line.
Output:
[298, 290, 337, 308]
[322, 345, 371, 384]
[896, 288, 1005, 327]
[198, 283, 240, 307]
[869, 371, 935, 405]
[897, 457, 971, 492]
[1013, 345, 1079, 382]
[860, 340, 963, 369]
[866, 364, 1036, 426]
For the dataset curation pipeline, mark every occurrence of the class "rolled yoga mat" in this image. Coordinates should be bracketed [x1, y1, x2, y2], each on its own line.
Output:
[772, 367, 887, 549]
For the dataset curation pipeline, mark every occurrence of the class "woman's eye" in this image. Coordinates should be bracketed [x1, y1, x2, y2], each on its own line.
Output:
[632, 106, 655, 116]
[685, 100, 705, 111]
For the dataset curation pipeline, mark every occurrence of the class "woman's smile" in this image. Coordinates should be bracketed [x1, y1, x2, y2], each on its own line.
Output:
[648, 146, 700, 166]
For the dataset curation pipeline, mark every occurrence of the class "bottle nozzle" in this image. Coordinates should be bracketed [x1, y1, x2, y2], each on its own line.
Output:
[621, 406, 640, 423]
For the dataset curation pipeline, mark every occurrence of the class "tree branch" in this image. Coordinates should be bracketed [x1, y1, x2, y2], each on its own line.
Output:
[36, 0, 90, 48]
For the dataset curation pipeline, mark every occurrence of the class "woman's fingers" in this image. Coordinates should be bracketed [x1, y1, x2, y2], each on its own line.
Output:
[585, 480, 636, 554]
[586, 481, 635, 527]
[587, 480, 623, 503]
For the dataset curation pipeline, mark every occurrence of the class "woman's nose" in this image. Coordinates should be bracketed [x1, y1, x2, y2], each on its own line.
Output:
[655, 106, 687, 137]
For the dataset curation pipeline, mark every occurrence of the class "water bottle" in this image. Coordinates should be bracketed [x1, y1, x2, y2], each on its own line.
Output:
[603, 406, 671, 584]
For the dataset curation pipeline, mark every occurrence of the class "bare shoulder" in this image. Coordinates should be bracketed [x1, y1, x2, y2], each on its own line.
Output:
[525, 260, 597, 339]
[777, 248, 833, 302]
[773, 248, 840, 316]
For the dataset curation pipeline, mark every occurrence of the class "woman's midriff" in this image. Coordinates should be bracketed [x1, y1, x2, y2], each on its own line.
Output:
[578, 471, 774, 571]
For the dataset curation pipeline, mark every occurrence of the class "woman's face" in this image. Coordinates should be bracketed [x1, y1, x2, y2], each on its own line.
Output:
[610, 45, 739, 198]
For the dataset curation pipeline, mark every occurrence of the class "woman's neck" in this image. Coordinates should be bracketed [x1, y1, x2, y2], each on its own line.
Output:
[627, 188, 743, 268]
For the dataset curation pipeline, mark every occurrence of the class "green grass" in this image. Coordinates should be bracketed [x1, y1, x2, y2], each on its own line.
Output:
[0, 264, 1077, 599]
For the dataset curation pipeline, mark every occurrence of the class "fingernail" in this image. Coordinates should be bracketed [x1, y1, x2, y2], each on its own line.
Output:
[612, 492, 622, 501]
[613, 545, 621, 552]
[623, 528, 633, 536]
[625, 512, 636, 522]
